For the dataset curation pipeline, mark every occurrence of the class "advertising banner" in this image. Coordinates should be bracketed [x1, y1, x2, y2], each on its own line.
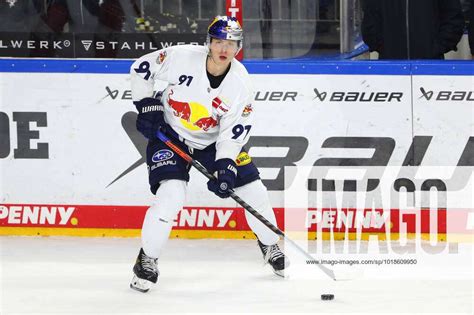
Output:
[0, 32, 206, 58]
[0, 61, 472, 240]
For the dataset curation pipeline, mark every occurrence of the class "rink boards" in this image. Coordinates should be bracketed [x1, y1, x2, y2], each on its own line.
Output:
[0, 59, 472, 241]
[0, 204, 469, 242]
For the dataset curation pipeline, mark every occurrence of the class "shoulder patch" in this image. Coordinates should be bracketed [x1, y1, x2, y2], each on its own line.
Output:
[242, 104, 253, 117]
[236, 152, 252, 166]
[157, 50, 167, 64]
[212, 97, 230, 115]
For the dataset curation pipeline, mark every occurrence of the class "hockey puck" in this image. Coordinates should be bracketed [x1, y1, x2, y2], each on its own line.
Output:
[321, 294, 334, 301]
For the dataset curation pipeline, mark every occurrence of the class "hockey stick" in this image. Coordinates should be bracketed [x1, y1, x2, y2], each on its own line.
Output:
[156, 130, 336, 281]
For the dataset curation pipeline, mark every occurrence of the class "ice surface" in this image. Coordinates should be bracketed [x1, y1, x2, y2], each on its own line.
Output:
[0, 237, 472, 314]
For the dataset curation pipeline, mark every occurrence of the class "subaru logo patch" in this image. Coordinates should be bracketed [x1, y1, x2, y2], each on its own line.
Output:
[152, 149, 174, 163]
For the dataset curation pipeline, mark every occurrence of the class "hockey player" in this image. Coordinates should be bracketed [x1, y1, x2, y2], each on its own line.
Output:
[129, 16, 289, 293]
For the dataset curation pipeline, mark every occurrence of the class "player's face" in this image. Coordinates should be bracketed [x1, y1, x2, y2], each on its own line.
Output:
[209, 38, 239, 66]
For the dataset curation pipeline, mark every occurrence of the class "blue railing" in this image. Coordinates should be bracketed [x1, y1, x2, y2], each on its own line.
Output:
[0, 58, 473, 75]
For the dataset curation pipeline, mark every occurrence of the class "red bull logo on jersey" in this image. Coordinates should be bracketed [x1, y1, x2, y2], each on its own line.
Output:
[157, 50, 167, 64]
[168, 94, 191, 122]
[166, 90, 220, 132]
[194, 116, 218, 131]
[242, 104, 253, 117]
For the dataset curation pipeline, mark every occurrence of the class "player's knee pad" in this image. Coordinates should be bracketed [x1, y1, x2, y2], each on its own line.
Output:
[148, 179, 187, 223]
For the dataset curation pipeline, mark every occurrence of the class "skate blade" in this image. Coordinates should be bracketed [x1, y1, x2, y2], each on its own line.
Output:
[273, 268, 287, 278]
[130, 275, 153, 293]
[262, 260, 288, 278]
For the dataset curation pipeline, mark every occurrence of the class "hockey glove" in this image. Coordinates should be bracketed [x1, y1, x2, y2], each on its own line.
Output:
[134, 96, 166, 140]
[207, 159, 238, 198]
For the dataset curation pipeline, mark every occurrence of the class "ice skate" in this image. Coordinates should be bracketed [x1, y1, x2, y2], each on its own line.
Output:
[130, 248, 159, 293]
[258, 240, 289, 277]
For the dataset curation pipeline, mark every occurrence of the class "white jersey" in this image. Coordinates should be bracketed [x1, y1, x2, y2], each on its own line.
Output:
[130, 45, 254, 161]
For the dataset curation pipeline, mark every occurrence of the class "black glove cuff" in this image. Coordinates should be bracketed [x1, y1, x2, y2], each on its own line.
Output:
[134, 97, 164, 114]
[215, 158, 238, 178]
